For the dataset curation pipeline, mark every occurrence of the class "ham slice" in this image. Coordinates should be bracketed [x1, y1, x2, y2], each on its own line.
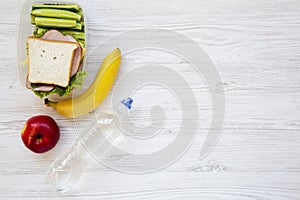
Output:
[41, 30, 66, 41]
[26, 75, 55, 91]
[26, 75, 32, 89]
[33, 85, 55, 92]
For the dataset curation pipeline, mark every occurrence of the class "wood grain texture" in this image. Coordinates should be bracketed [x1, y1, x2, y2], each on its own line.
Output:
[0, 0, 300, 199]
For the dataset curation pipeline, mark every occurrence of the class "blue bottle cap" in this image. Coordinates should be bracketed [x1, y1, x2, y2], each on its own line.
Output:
[121, 97, 133, 109]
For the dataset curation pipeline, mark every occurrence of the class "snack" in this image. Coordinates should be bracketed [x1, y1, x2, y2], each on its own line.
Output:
[21, 115, 60, 154]
[24, 3, 86, 99]
[27, 37, 79, 87]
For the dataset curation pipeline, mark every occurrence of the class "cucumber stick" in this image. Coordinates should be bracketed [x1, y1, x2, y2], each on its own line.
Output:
[59, 30, 85, 40]
[31, 4, 85, 42]
[34, 27, 85, 40]
[34, 27, 48, 38]
[32, 4, 80, 12]
[30, 15, 35, 24]
[31, 8, 81, 22]
[77, 9, 84, 19]
[73, 23, 82, 30]
[35, 17, 77, 28]
[31, 18, 83, 30]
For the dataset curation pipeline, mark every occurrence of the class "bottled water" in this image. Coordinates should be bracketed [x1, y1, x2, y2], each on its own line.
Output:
[45, 98, 133, 193]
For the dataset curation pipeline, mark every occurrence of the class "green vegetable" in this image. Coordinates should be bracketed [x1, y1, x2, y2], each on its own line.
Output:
[78, 39, 85, 47]
[33, 71, 87, 98]
[33, 27, 48, 37]
[32, 4, 80, 12]
[31, 8, 81, 22]
[73, 23, 82, 30]
[31, 15, 35, 24]
[77, 8, 84, 19]
[33, 27, 85, 41]
[59, 30, 85, 40]
[35, 17, 77, 28]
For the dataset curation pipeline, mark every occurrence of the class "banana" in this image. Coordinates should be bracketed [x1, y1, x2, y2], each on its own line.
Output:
[45, 48, 121, 118]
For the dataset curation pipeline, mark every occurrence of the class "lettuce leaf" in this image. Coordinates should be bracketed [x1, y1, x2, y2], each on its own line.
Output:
[33, 71, 87, 98]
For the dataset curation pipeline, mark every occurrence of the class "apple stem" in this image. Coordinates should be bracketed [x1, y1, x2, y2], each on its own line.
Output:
[44, 98, 57, 108]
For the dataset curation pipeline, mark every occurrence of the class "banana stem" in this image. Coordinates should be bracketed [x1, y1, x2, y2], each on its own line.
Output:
[44, 98, 57, 108]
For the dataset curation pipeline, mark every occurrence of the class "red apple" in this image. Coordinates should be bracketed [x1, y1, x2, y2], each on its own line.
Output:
[21, 115, 60, 153]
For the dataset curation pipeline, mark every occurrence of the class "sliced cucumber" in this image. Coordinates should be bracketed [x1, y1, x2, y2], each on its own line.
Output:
[35, 17, 77, 29]
[31, 15, 35, 24]
[60, 30, 85, 40]
[32, 4, 80, 12]
[31, 8, 81, 22]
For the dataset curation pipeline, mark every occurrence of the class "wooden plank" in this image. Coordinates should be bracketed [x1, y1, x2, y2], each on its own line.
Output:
[0, 0, 299, 199]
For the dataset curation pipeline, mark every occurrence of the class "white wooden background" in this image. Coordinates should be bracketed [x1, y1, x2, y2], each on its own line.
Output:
[1, 0, 300, 199]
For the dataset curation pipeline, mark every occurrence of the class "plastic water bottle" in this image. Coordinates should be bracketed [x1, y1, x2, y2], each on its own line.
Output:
[45, 98, 133, 193]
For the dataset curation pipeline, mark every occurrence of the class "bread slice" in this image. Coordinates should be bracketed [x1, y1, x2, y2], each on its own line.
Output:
[27, 37, 79, 87]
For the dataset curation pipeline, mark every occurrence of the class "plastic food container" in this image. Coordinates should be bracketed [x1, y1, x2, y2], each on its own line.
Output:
[18, 0, 87, 101]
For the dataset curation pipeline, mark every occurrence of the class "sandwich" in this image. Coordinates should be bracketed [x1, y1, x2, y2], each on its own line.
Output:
[26, 30, 86, 98]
